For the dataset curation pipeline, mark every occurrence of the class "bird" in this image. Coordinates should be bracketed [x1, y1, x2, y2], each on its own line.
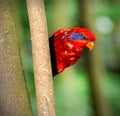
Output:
[49, 28, 96, 77]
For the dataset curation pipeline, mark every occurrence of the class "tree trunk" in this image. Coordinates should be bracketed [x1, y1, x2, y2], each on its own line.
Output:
[0, 0, 32, 116]
[26, 0, 56, 116]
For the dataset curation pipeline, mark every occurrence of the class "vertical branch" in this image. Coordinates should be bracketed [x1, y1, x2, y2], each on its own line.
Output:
[26, 0, 56, 116]
[0, 0, 32, 115]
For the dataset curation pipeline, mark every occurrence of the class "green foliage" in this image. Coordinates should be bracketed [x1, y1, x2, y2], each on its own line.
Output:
[102, 73, 120, 116]
[54, 70, 93, 116]
[96, 4, 120, 21]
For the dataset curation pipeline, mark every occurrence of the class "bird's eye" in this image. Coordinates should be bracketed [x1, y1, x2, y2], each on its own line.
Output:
[70, 33, 88, 41]
[83, 36, 88, 40]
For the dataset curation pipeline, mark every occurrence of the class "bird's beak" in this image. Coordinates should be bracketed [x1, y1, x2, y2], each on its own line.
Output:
[86, 42, 94, 51]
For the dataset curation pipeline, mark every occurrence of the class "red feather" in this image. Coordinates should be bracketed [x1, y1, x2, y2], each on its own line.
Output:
[49, 28, 96, 76]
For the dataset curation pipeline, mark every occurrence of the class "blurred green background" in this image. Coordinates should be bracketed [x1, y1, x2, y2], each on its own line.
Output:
[16, 0, 120, 116]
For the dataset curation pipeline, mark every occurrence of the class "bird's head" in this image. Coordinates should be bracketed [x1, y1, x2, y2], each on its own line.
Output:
[50, 28, 96, 75]
[66, 28, 96, 50]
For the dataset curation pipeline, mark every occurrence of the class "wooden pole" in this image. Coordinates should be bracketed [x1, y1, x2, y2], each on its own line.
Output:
[0, 0, 32, 115]
[26, 0, 56, 115]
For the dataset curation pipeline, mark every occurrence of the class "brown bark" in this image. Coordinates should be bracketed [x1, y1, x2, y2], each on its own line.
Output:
[0, 0, 32, 116]
[26, 0, 56, 116]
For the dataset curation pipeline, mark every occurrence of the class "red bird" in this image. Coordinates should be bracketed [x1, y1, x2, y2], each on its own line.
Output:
[49, 28, 96, 76]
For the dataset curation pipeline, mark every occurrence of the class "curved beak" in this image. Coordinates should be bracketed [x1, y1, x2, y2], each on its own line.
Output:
[86, 42, 94, 51]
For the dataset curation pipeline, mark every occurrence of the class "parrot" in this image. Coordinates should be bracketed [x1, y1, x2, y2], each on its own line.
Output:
[49, 28, 96, 76]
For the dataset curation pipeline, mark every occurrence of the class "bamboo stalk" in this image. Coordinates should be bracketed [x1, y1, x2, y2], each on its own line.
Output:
[26, 0, 56, 115]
